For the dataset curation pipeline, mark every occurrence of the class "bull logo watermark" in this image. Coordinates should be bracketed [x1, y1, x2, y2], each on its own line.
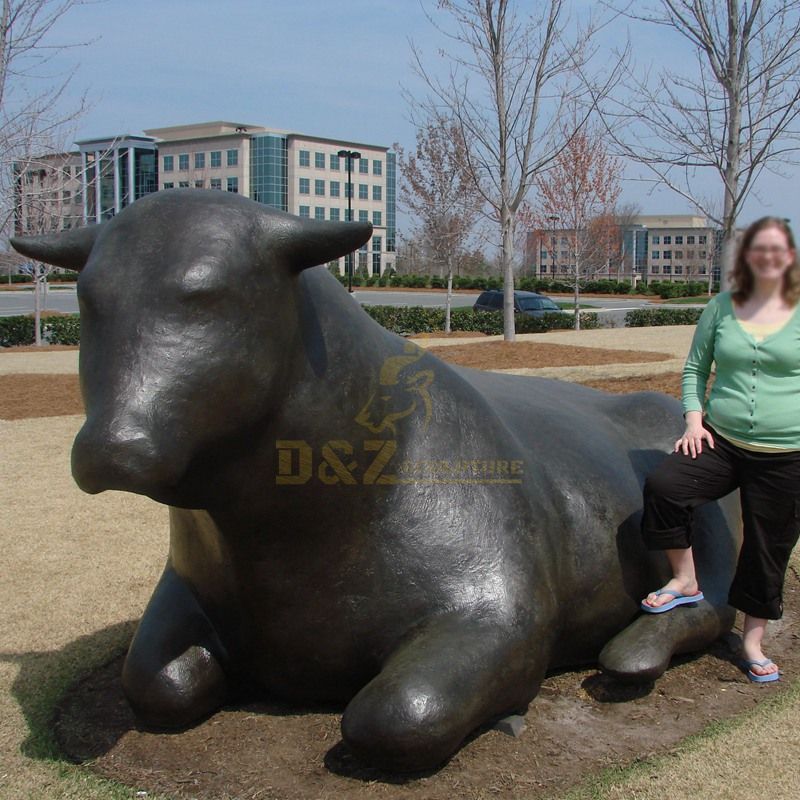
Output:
[354, 341, 433, 434]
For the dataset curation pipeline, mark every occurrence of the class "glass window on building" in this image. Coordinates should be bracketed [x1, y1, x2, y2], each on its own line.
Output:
[299, 178, 310, 194]
[163, 155, 174, 172]
[373, 211, 382, 226]
[675, 265, 683, 274]
[330, 181, 340, 197]
[675, 250, 683, 259]
[62, 190, 71, 202]
[359, 184, 368, 200]
[663, 235, 671, 244]
[651, 235, 659, 244]
[373, 159, 382, 176]
[210, 178, 221, 190]
[163, 182, 174, 189]
[663, 263, 672, 274]
[651, 265, 660, 274]
[687, 235, 695, 244]
[675, 235, 683, 244]
[299, 205, 310, 217]
[227, 176, 238, 193]
[194, 180, 204, 189]
[699, 235, 707, 244]
[299, 150, 310, 167]
[195, 152, 205, 170]
[372, 236, 382, 275]
[652, 251, 660, 259]
[315, 179, 325, 196]
[179, 181, 189, 188]
[227, 149, 239, 167]
[210, 151, 221, 168]
[359, 210, 368, 223]
[345, 183, 353, 198]
[345, 208, 353, 221]
[315, 152, 325, 169]
[315, 206, 325, 220]
[663, 250, 672, 259]
[373, 185, 382, 201]
[359, 158, 369, 174]
[330, 153, 340, 170]
[179, 154, 189, 171]
[330, 208, 340, 221]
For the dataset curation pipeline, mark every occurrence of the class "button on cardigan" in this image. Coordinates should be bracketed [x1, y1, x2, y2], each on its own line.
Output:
[682, 291, 800, 449]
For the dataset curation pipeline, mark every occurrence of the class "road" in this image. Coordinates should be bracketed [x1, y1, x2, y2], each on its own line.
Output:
[0, 285, 655, 320]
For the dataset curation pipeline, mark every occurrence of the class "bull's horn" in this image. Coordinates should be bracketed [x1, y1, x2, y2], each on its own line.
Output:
[10, 224, 102, 271]
[268, 216, 373, 272]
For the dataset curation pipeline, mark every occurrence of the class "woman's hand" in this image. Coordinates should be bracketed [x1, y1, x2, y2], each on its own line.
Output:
[674, 411, 714, 458]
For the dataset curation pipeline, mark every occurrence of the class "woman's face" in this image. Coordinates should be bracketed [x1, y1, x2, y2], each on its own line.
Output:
[745, 226, 795, 284]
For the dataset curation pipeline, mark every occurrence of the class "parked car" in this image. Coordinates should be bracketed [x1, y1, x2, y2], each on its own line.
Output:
[473, 290, 567, 317]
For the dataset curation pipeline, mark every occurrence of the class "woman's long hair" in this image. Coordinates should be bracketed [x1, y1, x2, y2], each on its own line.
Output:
[731, 217, 800, 304]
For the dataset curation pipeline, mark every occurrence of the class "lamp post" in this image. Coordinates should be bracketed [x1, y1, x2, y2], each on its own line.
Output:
[338, 148, 361, 293]
[548, 215, 559, 277]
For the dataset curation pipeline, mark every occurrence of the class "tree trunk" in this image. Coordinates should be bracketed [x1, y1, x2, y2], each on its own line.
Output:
[445, 256, 453, 335]
[33, 263, 42, 346]
[573, 275, 581, 331]
[502, 206, 516, 342]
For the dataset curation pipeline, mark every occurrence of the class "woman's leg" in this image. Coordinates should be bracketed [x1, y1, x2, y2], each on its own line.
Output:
[641, 433, 739, 607]
[742, 615, 778, 677]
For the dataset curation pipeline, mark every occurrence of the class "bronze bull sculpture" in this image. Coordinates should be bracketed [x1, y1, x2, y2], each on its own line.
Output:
[12, 190, 739, 772]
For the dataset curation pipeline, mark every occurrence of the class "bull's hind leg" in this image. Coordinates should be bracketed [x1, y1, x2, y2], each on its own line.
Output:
[598, 601, 735, 683]
[341, 613, 545, 772]
[122, 565, 229, 728]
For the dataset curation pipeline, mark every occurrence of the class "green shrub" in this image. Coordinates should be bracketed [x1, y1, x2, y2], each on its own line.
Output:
[362, 305, 598, 335]
[625, 307, 704, 327]
[0, 315, 35, 346]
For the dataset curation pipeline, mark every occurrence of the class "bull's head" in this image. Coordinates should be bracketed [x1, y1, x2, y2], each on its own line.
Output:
[11, 190, 371, 506]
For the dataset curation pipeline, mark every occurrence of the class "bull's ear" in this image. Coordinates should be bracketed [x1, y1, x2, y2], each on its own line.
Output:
[269, 216, 373, 272]
[10, 224, 102, 271]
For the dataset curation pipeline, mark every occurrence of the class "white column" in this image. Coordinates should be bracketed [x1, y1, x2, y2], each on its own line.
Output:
[81, 151, 89, 225]
[113, 148, 121, 213]
[94, 150, 102, 223]
[127, 147, 135, 204]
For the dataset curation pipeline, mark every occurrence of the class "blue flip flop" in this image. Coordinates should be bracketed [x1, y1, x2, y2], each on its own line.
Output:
[640, 588, 705, 614]
[745, 658, 780, 683]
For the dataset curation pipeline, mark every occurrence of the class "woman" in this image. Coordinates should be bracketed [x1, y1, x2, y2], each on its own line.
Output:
[640, 217, 800, 683]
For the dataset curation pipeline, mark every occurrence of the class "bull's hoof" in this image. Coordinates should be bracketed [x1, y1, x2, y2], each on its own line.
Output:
[598, 602, 734, 684]
[341, 680, 470, 772]
[122, 644, 228, 729]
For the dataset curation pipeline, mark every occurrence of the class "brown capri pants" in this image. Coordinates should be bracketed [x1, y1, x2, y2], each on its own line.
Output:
[641, 424, 800, 619]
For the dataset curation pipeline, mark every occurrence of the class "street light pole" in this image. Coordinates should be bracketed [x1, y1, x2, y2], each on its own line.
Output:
[338, 148, 361, 293]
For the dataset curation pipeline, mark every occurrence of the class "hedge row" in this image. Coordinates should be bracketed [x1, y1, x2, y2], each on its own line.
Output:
[625, 307, 705, 327]
[0, 314, 81, 347]
[362, 305, 599, 334]
[2, 272, 80, 284]
[333, 272, 718, 296]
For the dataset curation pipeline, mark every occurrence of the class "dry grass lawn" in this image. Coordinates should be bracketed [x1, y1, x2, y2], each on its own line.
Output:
[1, 330, 798, 800]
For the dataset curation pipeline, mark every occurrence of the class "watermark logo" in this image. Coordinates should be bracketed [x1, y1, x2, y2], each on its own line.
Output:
[275, 341, 523, 485]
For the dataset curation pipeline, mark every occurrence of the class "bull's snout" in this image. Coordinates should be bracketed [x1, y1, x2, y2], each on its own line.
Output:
[72, 420, 184, 497]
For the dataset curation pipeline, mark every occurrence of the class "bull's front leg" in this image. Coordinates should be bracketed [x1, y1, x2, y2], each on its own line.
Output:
[341, 612, 546, 772]
[122, 565, 229, 728]
[598, 601, 735, 683]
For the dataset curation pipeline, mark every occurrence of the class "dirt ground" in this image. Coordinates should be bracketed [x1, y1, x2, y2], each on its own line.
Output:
[1, 333, 797, 800]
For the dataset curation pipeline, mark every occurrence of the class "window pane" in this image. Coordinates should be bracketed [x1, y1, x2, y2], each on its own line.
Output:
[315, 152, 325, 169]
[330, 208, 340, 221]
[373, 159, 382, 175]
[315, 179, 325, 196]
[194, 152, 205, 169]
[299, 205, 310, 218]
[329, 153, 340, 170]
[299, 150, 310, 167]
[359, 184, 368, 200]
[299, 178, 310, 194]
[163, 155, 174, 172]
[372, 211, 382, 226]
[210, 151, 221, 168]
[226, 176, 238, 193]
[373, 185, 382, 201]
[227, 149, 238, 167]
[179, 154, 189, 170]
[315, 206, 325, 220]
[359, 158, 369, 173]
[330, 181, 340, 197]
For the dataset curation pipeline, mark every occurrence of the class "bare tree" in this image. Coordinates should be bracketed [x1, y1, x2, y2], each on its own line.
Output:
[603, 0, 800, 285]
[411, 0, 623, 340]
[0, 0, 93, 344]
[534, 119, 622, 329]
[397, 117, 482, 332]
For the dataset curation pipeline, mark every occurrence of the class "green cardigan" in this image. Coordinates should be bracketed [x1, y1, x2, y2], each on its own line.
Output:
[682, 291, 800, 449]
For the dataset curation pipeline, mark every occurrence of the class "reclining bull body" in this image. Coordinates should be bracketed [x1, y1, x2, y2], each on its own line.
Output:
[12, 190, 739, 772]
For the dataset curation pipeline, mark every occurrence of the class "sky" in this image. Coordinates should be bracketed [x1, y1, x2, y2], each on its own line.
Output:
[27, 0, 800, 236]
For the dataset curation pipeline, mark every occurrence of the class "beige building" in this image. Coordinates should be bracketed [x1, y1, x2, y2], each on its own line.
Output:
[633, 214, 716, 281]
[13, 151, 85, 236]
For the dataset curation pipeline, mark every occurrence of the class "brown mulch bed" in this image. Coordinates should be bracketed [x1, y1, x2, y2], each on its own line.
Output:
[578, 372, 682, 399]
[0, 374, 83, 419]
[54, 576, 800, 800]
[428, 341, 671, 370]
[410, 330, 488, 339]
